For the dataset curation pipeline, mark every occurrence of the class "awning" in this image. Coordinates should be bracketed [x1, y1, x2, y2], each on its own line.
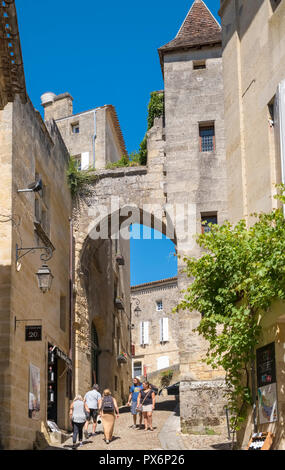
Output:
[55, 347, 72, 370]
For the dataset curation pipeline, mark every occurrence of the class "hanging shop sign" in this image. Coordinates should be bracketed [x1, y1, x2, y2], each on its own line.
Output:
[256, 342, 278, 424]
[25, 325, 42, 342]
[55, 347, 72, 369]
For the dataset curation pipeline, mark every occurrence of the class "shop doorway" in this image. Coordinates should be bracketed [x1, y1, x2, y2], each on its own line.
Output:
[47, 344, 58, 422]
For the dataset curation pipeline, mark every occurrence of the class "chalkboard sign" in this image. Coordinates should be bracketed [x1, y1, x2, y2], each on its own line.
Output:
[256, 342, 276, 388]
[25, 326, 42, 342]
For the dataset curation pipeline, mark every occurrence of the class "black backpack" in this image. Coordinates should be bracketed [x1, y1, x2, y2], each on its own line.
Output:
[102, 395, 114, 412]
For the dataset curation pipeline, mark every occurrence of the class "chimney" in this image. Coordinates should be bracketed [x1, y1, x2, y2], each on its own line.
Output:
[41, 92, 73, 121]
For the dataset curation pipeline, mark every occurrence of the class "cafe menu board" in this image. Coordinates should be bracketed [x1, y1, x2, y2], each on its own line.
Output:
[256, 343, 278, 425]
[256, 342, 276, 388]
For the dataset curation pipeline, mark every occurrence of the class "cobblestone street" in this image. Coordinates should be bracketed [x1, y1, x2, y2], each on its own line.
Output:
[59, 395, 232, 451]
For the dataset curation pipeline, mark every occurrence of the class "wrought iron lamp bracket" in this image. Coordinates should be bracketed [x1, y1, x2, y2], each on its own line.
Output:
[16, 243, 53, 263]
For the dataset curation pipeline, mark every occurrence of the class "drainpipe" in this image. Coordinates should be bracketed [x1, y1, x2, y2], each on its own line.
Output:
[92, 110, 97, 168]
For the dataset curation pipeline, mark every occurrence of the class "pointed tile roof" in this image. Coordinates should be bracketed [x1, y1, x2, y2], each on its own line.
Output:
[158, 0, 221, 55]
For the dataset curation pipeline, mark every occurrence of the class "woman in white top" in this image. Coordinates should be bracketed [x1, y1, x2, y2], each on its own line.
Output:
[69, 395, 90, 449]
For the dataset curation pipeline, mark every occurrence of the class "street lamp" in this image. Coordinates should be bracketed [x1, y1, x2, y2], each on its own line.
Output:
[16, 244, 54, 293]
[36, 264, 54, 293]
[132, 297, 141, 317]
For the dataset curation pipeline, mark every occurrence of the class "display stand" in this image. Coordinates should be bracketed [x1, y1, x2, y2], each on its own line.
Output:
[247, 432, 274, 450]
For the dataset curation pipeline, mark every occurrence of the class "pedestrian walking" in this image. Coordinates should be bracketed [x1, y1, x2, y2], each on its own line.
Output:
[137, 381, 156, 431]
[69, 395, 90, 449]
[98, 389, 119, 444]
[83, 384, 101, 438]
[127, 377, 143, 429]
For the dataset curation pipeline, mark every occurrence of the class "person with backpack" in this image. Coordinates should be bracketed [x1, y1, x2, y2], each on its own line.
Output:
[98, 389, 119, 444]
[83, 384, 101, 438]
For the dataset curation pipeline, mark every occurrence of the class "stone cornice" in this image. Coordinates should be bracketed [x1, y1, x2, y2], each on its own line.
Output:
[0, 0, 27, 109]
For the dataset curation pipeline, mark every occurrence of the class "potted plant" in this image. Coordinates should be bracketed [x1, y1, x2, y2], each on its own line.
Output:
[117, 352, 128, 364]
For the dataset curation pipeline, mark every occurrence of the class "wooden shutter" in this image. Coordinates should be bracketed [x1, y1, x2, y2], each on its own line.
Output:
[163, 318, 169, 342]
[81, 152, 90, 170]
[140, 322, 144, 345]
[144, 322, 149, 345]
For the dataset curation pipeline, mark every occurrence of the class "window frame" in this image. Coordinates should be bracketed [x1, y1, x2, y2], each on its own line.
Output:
[201, 212, 218, 234]
[199, 122, 216, 152]
[156, 300, 163, 311]
[71, 122, 80, 134]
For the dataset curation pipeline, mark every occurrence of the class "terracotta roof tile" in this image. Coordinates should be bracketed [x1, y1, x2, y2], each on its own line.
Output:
[159, 0, 221, 54]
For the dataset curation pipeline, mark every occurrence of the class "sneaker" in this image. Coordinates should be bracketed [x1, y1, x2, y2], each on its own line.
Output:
[79, 442, 83, 447]
[84, 430, 89, 439]
[106, 440, 110, 444]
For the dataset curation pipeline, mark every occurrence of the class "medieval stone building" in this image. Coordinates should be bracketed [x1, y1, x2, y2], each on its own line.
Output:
[157, 0, 228, 433]
[219, 0, 285, 450]
[131, 277, 179, 380]
[41, 92, 126, 170]
[0, 1, 72, 449]
[41, 93, 132, 406]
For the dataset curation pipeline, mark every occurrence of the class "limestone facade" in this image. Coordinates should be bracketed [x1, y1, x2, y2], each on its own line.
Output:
[41, 92, 126, 170]
[219, 0, 285, 449]
[41, 93, 133, 406]
[0, 95, 72, 450]
[131, 277, 179, 380]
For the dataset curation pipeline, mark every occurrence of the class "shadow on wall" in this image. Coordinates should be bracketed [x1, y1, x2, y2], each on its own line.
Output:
[220, 0, 265, 48]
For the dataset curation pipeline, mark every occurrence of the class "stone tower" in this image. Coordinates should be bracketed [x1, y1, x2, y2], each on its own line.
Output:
[158, 0, 228, 433]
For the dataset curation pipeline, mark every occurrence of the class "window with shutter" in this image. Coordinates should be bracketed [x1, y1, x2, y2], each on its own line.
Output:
[144, 322, 149, 345]
[160, 318, 169, 342]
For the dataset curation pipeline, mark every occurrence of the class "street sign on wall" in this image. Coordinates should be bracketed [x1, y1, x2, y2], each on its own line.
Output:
[25, 326, 42, 342]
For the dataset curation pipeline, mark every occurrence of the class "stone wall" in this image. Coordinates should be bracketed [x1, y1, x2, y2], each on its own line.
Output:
[0, 95, 72, 449]
[131, 278, 179, 378]
[220, 0, 285, 449]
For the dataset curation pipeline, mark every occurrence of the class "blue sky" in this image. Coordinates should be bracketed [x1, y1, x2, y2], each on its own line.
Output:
[130, 225, 177, 286]
[16, 0, 220, 285]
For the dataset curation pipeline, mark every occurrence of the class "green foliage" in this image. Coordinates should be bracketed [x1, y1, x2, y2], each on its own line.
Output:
[105, 154, 130, 169]
[105, 153, 141, 170]
[138, 135, 147, 166]
[67, 156, 97, 198]
[160, 369, 174, 387]
[147, 91, 164, 131]
[176, 185, 285, 431]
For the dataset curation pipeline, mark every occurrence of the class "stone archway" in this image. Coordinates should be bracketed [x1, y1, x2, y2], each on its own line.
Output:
[72, 117, 227, 427]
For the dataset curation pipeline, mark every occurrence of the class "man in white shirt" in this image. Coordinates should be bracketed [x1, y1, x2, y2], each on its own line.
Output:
[84, 384, 101, 438]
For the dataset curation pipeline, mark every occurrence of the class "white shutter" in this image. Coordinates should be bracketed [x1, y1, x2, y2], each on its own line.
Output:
[159, 318, 163, 342]
[144, 321, 149, 345]
[140, 322, 143, 345]
[157, 356, 169, 370]
[81, 152, 90, 170]
[163, 318, 169, 342]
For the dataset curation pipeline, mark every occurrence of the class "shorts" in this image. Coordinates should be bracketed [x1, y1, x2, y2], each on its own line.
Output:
[142, 404, 153, 413]
[87, 409, 98, 421]
[131, 401, 141, 415]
